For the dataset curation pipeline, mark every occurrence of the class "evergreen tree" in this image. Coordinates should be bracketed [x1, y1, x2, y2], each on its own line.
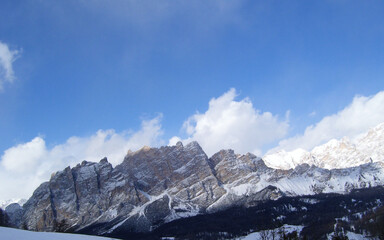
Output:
[0, 208, 8, 227]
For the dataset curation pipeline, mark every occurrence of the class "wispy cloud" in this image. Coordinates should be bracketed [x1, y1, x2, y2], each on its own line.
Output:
[0, 41, 20, 91]
[0, 115, 164, 200]
[79, 0, 246, 37]
[269, 91, 384, 153]
[170, 88, 289, 156]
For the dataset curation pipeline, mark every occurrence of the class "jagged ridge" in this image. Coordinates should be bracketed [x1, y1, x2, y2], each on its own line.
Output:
[11, 126, 384, 236]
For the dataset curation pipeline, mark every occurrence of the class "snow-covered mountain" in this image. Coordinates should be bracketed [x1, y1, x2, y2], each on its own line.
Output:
[4, 123, 384, 238]
[264, 122, 384, 170]
[14, 139, 384, 237]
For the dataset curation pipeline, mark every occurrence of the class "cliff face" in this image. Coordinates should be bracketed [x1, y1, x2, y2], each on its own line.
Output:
[20, 141, 384, 235]
[22, 142, 225, 233]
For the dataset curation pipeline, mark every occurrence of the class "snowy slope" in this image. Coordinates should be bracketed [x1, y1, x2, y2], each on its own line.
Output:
[264, 122, 384, 170]
[261, 148, 311, 170]
[238, 225, 304, 240]
[0, 227, 118, 240]
[327, 231, 367, 240]
[238, 225, 368, 240]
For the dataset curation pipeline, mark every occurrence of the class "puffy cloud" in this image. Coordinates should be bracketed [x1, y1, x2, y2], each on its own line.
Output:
[168, 136, 182, 146]
[170, 88, 289, 156]
[0, 41, 19, 90]
[1, 137, 47, 173]
[0, 115, 163, 200]
[270, 91, 384, 153]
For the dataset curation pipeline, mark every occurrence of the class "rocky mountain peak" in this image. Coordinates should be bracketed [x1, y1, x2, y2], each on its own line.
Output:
[183, 141, 205, 155]
[209, 149, 236, 168]
[117, 141, 218, 199]
[99, 157, 108, 164]
[175, 141, 183, 148]
[141, 145, 151, 151]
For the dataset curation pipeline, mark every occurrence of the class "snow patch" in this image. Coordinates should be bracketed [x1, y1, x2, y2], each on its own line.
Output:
[238, 225, 304, 240]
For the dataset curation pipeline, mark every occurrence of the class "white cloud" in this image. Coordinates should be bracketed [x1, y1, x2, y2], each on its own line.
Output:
[168, 136, 182, 146]
[1, 137, 47, 173]
[270, 91, 384, 153]
[170, 88, 289, 157]
[0, 115, 164, 201]
[0, 41, 19, 90]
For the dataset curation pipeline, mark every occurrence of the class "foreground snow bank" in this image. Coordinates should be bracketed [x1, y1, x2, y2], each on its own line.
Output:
[327, 231, 368, 240]
[0, 227, 117, 240]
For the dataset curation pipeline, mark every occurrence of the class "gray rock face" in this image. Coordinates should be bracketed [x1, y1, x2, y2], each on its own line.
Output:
[22, 142, 225, 233]
[209, 150, 265, 184]
[20, 141, 384, 234]
[116, 141, 224, 210]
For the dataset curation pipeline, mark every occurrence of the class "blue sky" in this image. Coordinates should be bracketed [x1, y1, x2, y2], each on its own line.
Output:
[1, 1, 384, 200]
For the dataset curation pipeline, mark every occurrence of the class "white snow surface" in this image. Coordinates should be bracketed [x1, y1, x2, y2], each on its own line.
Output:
[238, 225, 304, 240]
[264, 122, 384, 170]
[262, 148, 311, 170]
[327, 231, 368, 240]
[345, 232, 368, 240]
[239, 226, 368, 240]
[0, 227, 118, 240]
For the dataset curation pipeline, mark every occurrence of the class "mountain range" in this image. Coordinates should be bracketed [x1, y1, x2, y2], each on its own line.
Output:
[264, 122, 384, 170]
[3, 122, 384, 239]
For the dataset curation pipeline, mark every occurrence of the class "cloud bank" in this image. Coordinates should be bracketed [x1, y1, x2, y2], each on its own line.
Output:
[0, 41, 19, 90]
[170, 88, 289, 156]
[0, 116, 163, 200]
[269, 91, 384, 153]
